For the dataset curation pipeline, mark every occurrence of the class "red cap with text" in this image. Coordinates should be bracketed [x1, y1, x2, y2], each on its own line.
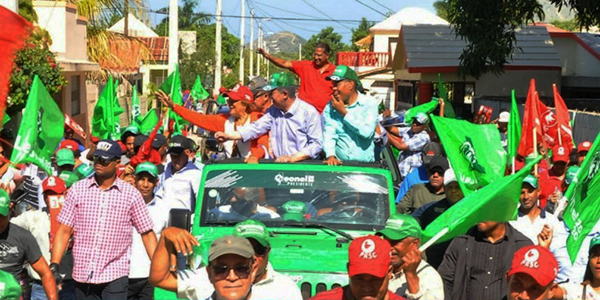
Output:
[348, 235, 391, 278]
[223, 84, 254, 102]
[42, 176, 67, 194]
[552, 145, 569, 163]
[507, 245, 558, 286]
[58, 140, 79, 151]
[578, 141, 592, 153]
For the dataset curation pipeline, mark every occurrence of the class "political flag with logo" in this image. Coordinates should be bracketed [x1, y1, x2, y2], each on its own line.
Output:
[562, 132, 600, 263]
[431, 115, 507, 196]
[553, 84, 574, 149]
[64, 114, 87, 139]
[191, 75, 210, 102]
[438, 73, 455, 118]
[422, 157, 539, 245]
[131, 84, 142, 126]
[11, 76, 65, 174]
[404, 99, 439, 124]
[139, 108, 159, 135]
[518, 79, 545, 158]
[159, 65, 188, 128]
[92, 76, 123, 140]
[507, 90, 522, 161]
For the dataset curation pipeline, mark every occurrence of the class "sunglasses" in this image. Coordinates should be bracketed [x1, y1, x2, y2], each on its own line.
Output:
[93, 156, 117, 166]
[209, 264, 252, 281]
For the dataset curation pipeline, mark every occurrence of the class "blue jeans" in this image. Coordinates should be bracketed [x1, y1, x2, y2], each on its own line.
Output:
[31, 280, 76, 300]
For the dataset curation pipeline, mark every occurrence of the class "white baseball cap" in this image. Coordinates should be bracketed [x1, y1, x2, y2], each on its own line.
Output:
[499, 111, 510, 123]
[444, 168, 457, 186]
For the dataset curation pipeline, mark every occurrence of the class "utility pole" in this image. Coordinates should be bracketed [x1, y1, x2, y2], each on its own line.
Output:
[265, 40, 269, 78]
[257, 22, 262, 77]
[215, 0, 222, 94]
[124, 0, 129, 36]
[168, 0, 178, 73]
[238, 0, 246, 83]
[249, 9, 254, 78]
[299, 43, 302, 60]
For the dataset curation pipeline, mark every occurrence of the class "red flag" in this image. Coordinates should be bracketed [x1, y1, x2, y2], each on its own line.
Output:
[0, 7, 33, 124]
[553, 85, 574, 149]
[518, 79, 544, 157]
[65, 114, 87, 139]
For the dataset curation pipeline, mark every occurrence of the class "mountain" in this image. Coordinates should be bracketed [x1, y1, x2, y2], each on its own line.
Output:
[249, 31, 306, 54]
[538, 0, 576, 21]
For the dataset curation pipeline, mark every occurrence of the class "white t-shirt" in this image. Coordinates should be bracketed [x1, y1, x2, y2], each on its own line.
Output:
[129, 196, 169, 278]
[388, 261, 444, 300]
[562, 283, 600, 300]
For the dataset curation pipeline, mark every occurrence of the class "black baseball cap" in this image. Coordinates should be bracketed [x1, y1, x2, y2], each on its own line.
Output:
[422, 142, 442, 165]
[134, 135, 148, 151]
[427, 156, 449, 172]
[93, 140, 122, 160]
[152, 134, 167, 149]
[168, 135, 193, 154]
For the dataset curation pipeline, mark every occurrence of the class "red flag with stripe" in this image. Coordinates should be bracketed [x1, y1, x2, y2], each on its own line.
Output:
[553, 85, 574, 149]
[518, 79, 544, 157]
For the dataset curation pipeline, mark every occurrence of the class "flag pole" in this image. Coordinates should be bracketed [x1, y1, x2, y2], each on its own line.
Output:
[512, 157, 516, 174]
[419, 228, 449, 252]
[533, 127, 538, 176]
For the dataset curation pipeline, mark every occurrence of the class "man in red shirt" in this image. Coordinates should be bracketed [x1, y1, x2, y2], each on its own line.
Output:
[308, 235, 405, 300]
[257, 42, 336, 113]
[539, 145, 569, 209]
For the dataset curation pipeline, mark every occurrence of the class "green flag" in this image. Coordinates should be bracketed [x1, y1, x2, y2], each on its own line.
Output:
[2, 114, 10, 126]
[92, 76, 123, 140]
[431, 115, 507, 196]
[11, 76, 65, 174]
[159, 65, 188, 126]
[508, 90, 522, 161]
[139, 109, 159, 135]
[404, 99, 439, 124]
[563, 133, 600, 263]
[422, 158, 538, 244]
[131, 84, 142, 125]
[191, 76, 210, 102]
[438, 74, 455, 118]
[217, 94, 227, 106]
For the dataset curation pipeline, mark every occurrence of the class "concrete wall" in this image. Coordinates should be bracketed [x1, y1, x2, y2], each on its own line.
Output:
[373, 33, 397, 53]
[552, 36, 600, 78]
[34, 1, 89, 61]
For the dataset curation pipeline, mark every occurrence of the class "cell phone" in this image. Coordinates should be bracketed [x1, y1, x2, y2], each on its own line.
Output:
[169, 209, 191, 270]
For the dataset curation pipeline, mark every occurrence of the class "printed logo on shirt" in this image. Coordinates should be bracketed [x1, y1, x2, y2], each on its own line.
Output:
[359, 239, 377, 260]
[521, 249, 540, 269]
[274, 173, 314, 187]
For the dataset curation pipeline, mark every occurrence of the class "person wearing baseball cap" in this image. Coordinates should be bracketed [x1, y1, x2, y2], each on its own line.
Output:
[158, 134, 203, 211]
[322, 65, 378, 165]
[555, 236, 600, 300]
[395, 142, 443, 202]
[309, 235, 405, 300]
[377, 215, 444, 299]
[55, 148, 75, 172]
[120, 125, 140, 164]
[156, 84, 269, 162]
[498, 110, 510, 152]
[537, 145, 570, 209]
[390, 111, 431, 179]
[578, 141, 592, 165]
[252, 73, 295, 113]
[397, 156, 448, 215]
[506, 245, 559, 300]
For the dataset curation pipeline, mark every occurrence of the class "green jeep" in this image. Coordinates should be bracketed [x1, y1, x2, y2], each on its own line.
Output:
[156, 154, 399, 299]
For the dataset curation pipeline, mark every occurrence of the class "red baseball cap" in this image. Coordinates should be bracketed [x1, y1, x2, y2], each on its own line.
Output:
[578, 141, 592, 153]
[348, 235, 391, 278]
[552, 145, 569, 163]
[42, 176, 67, 194]
[223, 84, 254, 102]
[58, 140, 79, 151]
[507, 245, 558, 287]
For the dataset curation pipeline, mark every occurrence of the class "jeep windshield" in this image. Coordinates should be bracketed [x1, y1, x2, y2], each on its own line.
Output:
[200, 169, 391, 231]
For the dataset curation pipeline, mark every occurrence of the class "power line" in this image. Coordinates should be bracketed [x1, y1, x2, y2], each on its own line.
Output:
[248, 0, 322, 33]
[370, 0, 394, 14]
[251, 0, 321, 19]
[299, 0, 352, 30]
[352, 0, 387, 17]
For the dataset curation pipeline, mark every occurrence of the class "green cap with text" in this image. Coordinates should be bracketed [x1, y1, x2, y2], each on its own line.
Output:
[326, 65, 363, 91]
[282, 200, 307, 222]
[262, 72, 297, 91]
[233, 219, 270, 247]
[377, 214, 421, 240]
[135, 162, 159, 178]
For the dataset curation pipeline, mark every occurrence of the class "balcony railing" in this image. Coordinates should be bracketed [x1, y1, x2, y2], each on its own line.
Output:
[336, 52, 390, 69]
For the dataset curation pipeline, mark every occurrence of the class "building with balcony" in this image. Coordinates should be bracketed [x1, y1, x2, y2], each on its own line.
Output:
[336, 7, 448, 111]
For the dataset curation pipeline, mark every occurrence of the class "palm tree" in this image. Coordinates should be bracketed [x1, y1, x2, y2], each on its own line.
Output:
[154, 0, 211, 36]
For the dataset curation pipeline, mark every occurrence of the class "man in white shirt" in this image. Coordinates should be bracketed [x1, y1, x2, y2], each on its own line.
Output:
[376, 214, 444, 300]
[129, 162, 169, 300]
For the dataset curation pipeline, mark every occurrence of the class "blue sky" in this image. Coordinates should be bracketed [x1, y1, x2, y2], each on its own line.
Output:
[145, 0, 438, 43]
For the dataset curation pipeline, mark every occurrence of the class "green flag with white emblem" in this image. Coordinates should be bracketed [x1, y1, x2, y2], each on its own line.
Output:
[404, 99, 439, 124]
[131, 84, 142, 126]
[431, 115, 507, 196]
[191, 76, 210, 102]
[563, 133, 600, 263]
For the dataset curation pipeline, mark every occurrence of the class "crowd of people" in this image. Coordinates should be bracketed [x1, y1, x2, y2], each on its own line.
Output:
[0, 41, 596, 300]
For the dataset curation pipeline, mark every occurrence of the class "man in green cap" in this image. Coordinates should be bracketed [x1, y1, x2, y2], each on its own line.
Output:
[0, 270, 21, 300]
[0, 189, 58, 300]
[322, 65, 379, 165]
[120, 125, 140, 164]
[251, 72, 296, 114]
[377, 214, 444, 300]
[281, 201, 307, 222]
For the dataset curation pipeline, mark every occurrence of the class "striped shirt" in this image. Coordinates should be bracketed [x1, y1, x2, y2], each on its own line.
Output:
[58, 177, 154, 284]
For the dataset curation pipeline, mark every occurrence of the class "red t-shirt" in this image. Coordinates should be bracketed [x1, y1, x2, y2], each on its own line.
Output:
[538, 167, 563, 209]
[308, 286, 406, 300]
[291, 60, 336, 113]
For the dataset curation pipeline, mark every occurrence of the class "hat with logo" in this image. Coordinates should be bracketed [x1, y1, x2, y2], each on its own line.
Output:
[93, 140, 122, 160]
[56, 149, 75, 167]
[348, 235, 391, 278]
[414, 112, 429, 125]
[565, 166, 580, 185]
[208, 235, 255, 262]
[42, 176, 67, 194]
[589, 236, 600, 253]
[507, 245, 558, 287]
[444, 168, 457, 185]
[522, 174, 539, 189]
[376, 214, 421, 241]
[0, 270, 22, 300]
[58, 139, 79, 151]
[135, 162, 159, 178]
[578, 141, 592, 153]
[422, 142, 442, 165]
[122, 126, 140, 137]
[59, 170, 79, 188]
[498, 111, 510, 123]
[74, 163, 94, 179]
[152, 134, 167, 150]
[552, 145, 569, 163]
[281, 201, 307, 222]
[262, 72, 297, 92]
[0, 190, 10, 217]
[168, 134, 193, 154]
[326, 65, 363, 91]
[427, 156, 449, 173]
[233, 219, 270, 247]
[224, 84, 254, 102]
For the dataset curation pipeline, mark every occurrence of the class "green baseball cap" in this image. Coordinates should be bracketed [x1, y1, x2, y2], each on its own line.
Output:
[56, 149, 75, 167]
[326, 65, 363, 91]
[0, 190, 9, 217]
[522, 175, 539, 189]
[590, 236, 600, 253]
[233, 219, 270, 247]
[135, 162, 158, 178]
[0, 270, 21, 300]
[74, 163, 94, 179]
[262, 72, 297, 91]
[377, 214, 421, 240]
[59, 170, 79, 188]
[565, 166, 580, 185]
[123, 125, 140, 136]
[282, 200, 307, 222]
[208, 235, 254, 262]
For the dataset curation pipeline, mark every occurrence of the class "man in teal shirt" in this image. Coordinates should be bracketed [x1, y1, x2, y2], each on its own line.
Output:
[323, 66, 379, 165]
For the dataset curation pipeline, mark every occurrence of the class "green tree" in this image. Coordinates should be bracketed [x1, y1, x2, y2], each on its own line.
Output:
[154, 0, 211, 36]
[551, 18, 581, 31]
[433, 0, 449, 21]
[303, 27, 349, 63]
[445, 0, 600, 79]
[351, 17, 374, 51]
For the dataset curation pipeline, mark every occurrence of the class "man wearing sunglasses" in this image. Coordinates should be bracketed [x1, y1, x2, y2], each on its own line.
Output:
[51, 139, 157, 300]
[397, 156, 448, 215]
